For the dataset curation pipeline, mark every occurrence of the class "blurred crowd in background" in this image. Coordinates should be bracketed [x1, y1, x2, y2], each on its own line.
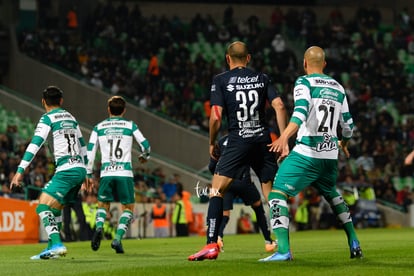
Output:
[1, 2, 414, 237]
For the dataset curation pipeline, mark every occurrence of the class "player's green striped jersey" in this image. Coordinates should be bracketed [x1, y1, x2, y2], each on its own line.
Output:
[290, 73, 354, 159]
[17, 108, 87, 174]
[86, 117, 150, 178]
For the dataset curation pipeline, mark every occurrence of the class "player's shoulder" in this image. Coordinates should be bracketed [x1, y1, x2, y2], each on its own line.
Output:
[294, 75, 310, 85]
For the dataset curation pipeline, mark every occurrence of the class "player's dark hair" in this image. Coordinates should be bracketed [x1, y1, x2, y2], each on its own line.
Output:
[108, 96, 126, 116]
[42, 86, 63, 106]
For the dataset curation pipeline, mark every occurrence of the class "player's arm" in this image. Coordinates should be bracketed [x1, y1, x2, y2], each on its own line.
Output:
[209, 105, 222, 158]
[86, 128, 99, 177]
[85, 128, 99, 192]
[10, 116, 50, 190]
[268, 80, 308, 159]
[271, 96, 288, 134]
[76, 124, 88, 166]
[339, 95, 354, 158]
[132, 123, 151, 163]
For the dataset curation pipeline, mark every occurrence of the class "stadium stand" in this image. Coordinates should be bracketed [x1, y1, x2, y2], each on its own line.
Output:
[2, 2, 414, 230]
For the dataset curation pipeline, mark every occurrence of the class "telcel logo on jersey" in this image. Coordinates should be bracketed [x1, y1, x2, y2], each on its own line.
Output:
[316, 133, 337, 152]
[237, 75, 259, 83]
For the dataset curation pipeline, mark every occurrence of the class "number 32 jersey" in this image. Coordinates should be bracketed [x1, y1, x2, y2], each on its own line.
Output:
[17, 108, 87, 174]
[210, 67, 280, 140]
[290, 73, 354, 159]
[86, 117, 150, 178]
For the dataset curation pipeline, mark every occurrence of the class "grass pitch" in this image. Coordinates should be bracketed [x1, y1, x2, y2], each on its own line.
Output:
[0, 228, 413, 276]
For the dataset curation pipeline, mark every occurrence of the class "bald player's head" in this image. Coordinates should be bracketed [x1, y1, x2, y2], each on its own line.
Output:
[226, 41, 250, 67]
[303, 46, 326, 73]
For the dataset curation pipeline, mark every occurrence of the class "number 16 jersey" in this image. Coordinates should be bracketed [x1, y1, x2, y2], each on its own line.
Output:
[86, 117, 150, 178]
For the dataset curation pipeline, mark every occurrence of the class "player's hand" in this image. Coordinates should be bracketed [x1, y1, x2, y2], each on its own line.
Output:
[138, 152, 150, 163]
[405, 153, 414, 166]
[82, 178, 94, 193]
[210, 142, 220, 160]
[268, 140, 289, 158]
[10, 172, 23, 191]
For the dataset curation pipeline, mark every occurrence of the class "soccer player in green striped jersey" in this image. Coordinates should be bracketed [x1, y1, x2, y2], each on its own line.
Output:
[261, 46, 363, 261]
[10, 86, 88, 260]
[87, 96, 150, 254]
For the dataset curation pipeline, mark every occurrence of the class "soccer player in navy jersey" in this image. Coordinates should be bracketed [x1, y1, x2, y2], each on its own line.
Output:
[209, 135, 277, 253]
[188, 41, 287, 261]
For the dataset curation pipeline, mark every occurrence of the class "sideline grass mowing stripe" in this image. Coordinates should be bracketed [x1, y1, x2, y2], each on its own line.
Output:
[0, 228, 413, 276]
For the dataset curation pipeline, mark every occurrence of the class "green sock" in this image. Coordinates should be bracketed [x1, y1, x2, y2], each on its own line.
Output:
[36, 204, 61, 245]
[268, 192, 290, 254]
[95, 208, 107, 229]
[115, 210, 133, 241]
[331, 198, 359, 247]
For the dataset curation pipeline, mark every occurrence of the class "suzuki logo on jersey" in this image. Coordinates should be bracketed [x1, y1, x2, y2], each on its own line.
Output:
[235, 83, 264, 90]
[237, 75, 259, 83]
[316, 133, 338, 152]
[227, 84, 235, 92]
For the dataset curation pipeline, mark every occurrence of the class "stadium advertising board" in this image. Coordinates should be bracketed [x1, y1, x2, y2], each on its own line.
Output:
[0, 197, 39, 244]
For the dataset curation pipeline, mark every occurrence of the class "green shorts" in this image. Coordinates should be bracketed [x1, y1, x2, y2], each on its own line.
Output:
[98, 176, 135, 204]
[43, 167, 86, 205]
[273, 151, 338, 198]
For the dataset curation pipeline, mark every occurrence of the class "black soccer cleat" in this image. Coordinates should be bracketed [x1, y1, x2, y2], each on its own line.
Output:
[111, 239, 125, 254]
[91, 228, 103, 251]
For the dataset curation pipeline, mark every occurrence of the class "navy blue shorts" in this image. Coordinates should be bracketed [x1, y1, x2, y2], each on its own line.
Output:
[215, 134, 277, 184]
[223, 177, 261, 210]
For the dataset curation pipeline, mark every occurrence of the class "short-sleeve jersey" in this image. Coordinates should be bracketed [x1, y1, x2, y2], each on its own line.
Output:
[210, 67, 279, 140]
[87, 117, 150, 178]
[290, 73, 354, 159]
[17, 108, 87, 173]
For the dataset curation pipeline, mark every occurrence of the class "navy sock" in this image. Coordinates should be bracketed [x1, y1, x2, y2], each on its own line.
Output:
[218, 215, 229, 238]
[206, 196, 223, 244]
[252, 204, 272, 242]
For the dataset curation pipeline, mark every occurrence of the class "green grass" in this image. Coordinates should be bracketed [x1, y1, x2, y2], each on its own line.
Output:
[1, 228, 414, 276]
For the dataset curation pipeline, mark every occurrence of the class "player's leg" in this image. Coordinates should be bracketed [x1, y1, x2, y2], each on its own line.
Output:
[189, 140, 246, 261]
[217, 187, 235, 252]
[239, 176, 275, 252]
[188, 174, 233, 261]
[316, 168, 363, 258]
[91, 177, 113, 251]
[111, 177, 135, 254]
[217, 209, 230, 252]
[251, 200, 276, 252]
[36, 168, 85, 259]
[261, 152, 314, 262]
[37, 191, 64, 243]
